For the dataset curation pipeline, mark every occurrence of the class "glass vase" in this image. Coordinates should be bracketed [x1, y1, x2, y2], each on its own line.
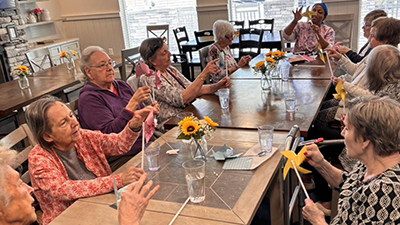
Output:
[261, 73, 272, 91]
[65, 58, 76, 71]
[18, 76, 29, 90]
[190, 136, 208, 161]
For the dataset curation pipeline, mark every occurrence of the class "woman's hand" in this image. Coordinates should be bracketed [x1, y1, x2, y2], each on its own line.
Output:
[151, 101, 160, 115]
[325, 48, 342, 61]
[292, 7, 303, 22]
[118, 174, 160, 225]
[237, 55, 252, 68]
[217, 77, 231, 89]
[302, 199, 327, 225]
[120, 167, 144, 186]
[128, 106, 154, 130]
[337, 46, 350, 54]
[201, 58, 219, 77]
[304, 144, 324, 168]
[126, 86, 151, 111]
[311, 24, 320, 35]
[331, 76, 344, 86]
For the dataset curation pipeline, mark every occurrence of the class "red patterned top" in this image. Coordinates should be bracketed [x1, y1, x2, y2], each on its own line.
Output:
[28, 125, 139, 225]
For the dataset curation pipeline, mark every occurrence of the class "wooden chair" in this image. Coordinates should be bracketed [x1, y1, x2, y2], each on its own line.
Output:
[279, 30, 294, 53]
[0, 124, 37, 184]
[325, 14, 354, 48]
[249, 19, 274, 33]
[198, 45, 212, 83]
[66, 98, 79, 121]
[229, 20, 245, 29]
[25, 48, 55, 73]
[194, 30, 214, 49]
[147, 24, 169, 47]
[238, 28, 263, 58]
[173, 26, 201, 81]
[119, 47, 140, 81]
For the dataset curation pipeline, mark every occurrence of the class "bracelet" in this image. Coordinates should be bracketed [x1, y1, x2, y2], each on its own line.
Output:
[129, 124, 142, 132]
[199, 76, 205, 81]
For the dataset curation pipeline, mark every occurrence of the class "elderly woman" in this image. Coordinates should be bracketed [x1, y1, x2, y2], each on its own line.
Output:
[283, 3, 335, 54]
[138, 37, 231, 132]
[26, 96, 156, 224]
[78, 46, 157, 170]
[335, 10, 386, 63]
[0, 147, 159, 225]
[207, 20, 251, 83]
[303, 96, 400, 224]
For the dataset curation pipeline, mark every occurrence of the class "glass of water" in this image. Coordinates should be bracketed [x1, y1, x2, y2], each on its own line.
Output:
[257, 125, 274, 154]
[144, 142, 160, 172]
[217, 88, 230, 110]
[284, 90, 296, 113]
[182, 159, 205, 203]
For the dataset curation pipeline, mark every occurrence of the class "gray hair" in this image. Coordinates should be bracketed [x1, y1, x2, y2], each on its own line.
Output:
[0, 146, 17, 209]
[80, 46, 108, 81]
[347, 96, 400, 156]
[25, 95, 61, 152]
[365, 45, 400, 92]
[213, 20, 234, 42]
[139, 38, 164, 69]
[371, 17, 400, 46]
[364, 9, 387, 23]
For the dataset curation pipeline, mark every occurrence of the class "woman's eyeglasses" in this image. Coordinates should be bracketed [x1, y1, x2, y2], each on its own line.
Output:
[362, 23, 371, 28]
[89, 61, 116, 70]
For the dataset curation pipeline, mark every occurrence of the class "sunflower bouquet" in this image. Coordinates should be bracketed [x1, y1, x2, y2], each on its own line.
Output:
[60, 50, 78, 61]
[266, 50, 286, 61]
[177, 116, 218, 140]
[252, 57, 277, 75]
[11, 65, 30, 78]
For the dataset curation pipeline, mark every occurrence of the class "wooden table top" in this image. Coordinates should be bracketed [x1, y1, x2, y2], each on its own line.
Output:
[231, 54, 336, 80]
[165, 79, 331, 137]
[50, 127, 288, 225]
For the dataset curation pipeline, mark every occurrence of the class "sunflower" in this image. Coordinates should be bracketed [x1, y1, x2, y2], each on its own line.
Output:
[265, 57, 275, 63]
[203, 116, 218, 127]
[272, 51, 281, 58]
[70, 50, 77, 55]
[181, 121, 199, 136]
[17, 65, 28, 72]
[178, 116, 192, 127]
[255, 61, 265, 68]
[60, 51, 66, 57]
[265, 52, 272, 57]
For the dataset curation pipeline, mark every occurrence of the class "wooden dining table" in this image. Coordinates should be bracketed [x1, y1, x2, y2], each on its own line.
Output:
[231, 53, 336, 80]
[165, 79, 331, 138]
[49, 127, 289, 225]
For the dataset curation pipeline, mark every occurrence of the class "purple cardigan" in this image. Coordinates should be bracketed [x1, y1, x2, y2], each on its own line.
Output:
[78, 80, 146, 155]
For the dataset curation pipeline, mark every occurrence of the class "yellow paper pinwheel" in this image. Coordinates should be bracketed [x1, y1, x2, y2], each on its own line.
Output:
[333, 80, 346, 100]
[281, 146, 311, 180]
[318, 44, 325, 64]
[301, 6, 316, 21]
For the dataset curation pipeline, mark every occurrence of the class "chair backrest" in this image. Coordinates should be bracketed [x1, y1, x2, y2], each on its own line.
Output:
[229, 20, 245, 30]
[194, 30, 214, 49]
[120, 47, 140, 81]
[25, 48, 55, 73]
[198, 45, 210, 70]
[0, 124, 37, 184]
[249, 19, 274, 32]
[147, 24, 170, 47]
[238, 28, 264, 58]
[173, 26, 189, 55]
[324, 14, 354, 48]
[66, 98, 79, 121]
[279, 30, 294, 53]
[171, 54, 190, 80]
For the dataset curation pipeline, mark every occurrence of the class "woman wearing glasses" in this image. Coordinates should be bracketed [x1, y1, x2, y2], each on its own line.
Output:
[78, 46, 158, 170]
[208, 20, 251, 83]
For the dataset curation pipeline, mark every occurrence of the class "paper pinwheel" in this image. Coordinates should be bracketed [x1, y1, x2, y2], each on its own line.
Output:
[135, 61, 162, 89]
[301, 6, 316, 21]
[318, 44, 325, 64]
[281, 146, 311, 180]
[333, 80, 346, 101]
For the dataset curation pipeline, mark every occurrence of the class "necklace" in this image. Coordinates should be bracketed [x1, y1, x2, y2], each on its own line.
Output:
[357, 173, 382, 186]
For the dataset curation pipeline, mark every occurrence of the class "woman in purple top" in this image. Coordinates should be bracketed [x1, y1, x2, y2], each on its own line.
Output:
[78, 46, 158, 171]
[283, 3, 335, 54]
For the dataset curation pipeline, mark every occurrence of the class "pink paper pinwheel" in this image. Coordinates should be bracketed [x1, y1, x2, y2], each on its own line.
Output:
[144, 109, 156, 143]
[135, 61, 161, 89]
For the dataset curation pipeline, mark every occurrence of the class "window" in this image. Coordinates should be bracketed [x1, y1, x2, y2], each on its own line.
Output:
[228, 0, 321, 32]
[119, 0, 198, 53]
[358, 0, 400, 50]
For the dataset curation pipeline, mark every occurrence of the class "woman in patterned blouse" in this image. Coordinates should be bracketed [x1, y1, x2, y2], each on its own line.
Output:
[26, 96, 158, 225]
[303, 95, 400, 224]
[208, 20, 252, 83]
[138, 38, 231, 132]
[283, 3, 335, 54]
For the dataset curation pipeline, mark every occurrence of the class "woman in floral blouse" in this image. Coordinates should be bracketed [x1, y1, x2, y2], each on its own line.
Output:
[26, 96, 158, 225]
[283, 3, 335, 54]
[138, 38, 231, 132]
[303, 95, 400, 224]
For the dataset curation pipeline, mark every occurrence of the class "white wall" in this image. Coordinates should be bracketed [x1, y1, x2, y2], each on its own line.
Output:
[196, 0, 228, 30]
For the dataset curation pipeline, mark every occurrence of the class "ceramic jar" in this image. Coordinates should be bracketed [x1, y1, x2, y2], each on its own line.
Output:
[41, 9, 51, 21]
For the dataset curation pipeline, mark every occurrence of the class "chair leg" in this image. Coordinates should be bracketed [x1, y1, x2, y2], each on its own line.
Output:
[190, 66, 195, 81]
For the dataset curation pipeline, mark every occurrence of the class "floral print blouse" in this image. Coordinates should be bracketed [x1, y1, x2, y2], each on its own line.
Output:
[208, 43, 238, 83]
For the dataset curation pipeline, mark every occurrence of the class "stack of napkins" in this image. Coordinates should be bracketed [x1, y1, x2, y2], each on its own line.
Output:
[212, 144, 243, 161]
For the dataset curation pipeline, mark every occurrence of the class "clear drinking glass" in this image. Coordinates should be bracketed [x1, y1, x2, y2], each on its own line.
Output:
[257, 125, 274, 153]
[182, 159, 205, 203]
[280, 61, 291, 82]
[144, 142, 160, 171]
[284, 91, 296, 113]
[217, 88, 230, 109]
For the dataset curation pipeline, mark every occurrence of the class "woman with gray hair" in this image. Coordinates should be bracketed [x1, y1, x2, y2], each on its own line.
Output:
[26, 96, 158, 224]
[78, 46, 158, 170]
[208, 20, 251, 83]
[303, 95, 400, 224]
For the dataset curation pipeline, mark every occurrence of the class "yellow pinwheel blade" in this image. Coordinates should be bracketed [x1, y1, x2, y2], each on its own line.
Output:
[333, 93, 341, 100]
[297, 146, 307, 165]
[296, 166, 312, 174]
[335, 80, 343, 94]
[281, 151, 296, 180]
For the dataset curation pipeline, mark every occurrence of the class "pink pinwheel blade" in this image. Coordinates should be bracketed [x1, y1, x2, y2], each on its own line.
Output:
[135, 61, 151, 78]
[154, 71, 162, 89]
[144, 109, 156, 143]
